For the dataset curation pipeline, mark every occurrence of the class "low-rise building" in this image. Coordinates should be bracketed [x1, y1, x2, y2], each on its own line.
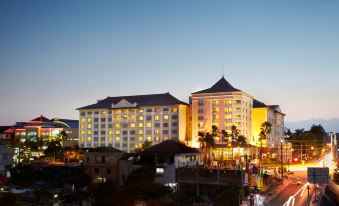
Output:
[139, 140, 201, 186]
[83, 147, 124, 183]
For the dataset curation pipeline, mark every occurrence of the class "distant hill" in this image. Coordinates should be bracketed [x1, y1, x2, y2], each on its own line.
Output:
[285, 118, 339, 133]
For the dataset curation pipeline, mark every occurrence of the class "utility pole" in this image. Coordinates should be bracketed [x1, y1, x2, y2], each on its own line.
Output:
[307, 184, 310, 206]
[281, 141, 284, 179]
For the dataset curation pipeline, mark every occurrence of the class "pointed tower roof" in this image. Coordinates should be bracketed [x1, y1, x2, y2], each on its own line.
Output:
[192, 76, 241, 94]
[29, 115, 52, 122]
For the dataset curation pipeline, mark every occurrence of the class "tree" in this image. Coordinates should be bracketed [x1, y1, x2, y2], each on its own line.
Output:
[309, 124, 325, 140]
[44, 139, 63, 161]
[259, 122, 272, 143]
[198, 131, 215, 164]
[231, 125, 239, 143]
[259, 122, 272, 167]
[135, 140, 153, 153]
[221, 129, 230, 144]
[237, 135, 247, 146]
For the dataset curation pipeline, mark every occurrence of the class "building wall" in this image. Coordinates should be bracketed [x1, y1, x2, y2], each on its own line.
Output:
[191, 92, 253, 147]
[83, 151, 124, 182]
[251, 108, 268, 147]
[251, 107, 285, 148]
[79, 104, 186, 152]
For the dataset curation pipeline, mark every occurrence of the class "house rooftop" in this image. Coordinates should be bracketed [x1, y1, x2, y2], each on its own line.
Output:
[140, 140, 200, 156]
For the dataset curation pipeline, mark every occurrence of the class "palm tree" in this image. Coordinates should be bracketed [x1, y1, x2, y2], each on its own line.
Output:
[220, 130, 230, 161]
[259, 121, 272, 167]
[237, 135, 247, 146]
[198, 131, 215, 165]
[231, 125, 239, 143]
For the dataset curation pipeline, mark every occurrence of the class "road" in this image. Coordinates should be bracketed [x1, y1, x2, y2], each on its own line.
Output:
[265, 171, 315, 206]
[265, 152, 335, 206]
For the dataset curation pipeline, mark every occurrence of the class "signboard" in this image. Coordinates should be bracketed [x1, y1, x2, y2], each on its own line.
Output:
[307, 167, 329, 184]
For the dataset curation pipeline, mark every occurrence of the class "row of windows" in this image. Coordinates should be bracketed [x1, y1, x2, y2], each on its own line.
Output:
[81, 136, 169, 144]
[198, 100, 253, 106]
[81, 129, 177, 136]
[81, 121, 177, 130]
[198, 107, 251, 113]
[80, 107, 178, 116]
[80, 114, 177, 123]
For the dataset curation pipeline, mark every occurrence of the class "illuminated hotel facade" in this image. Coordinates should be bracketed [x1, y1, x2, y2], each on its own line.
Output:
[251, 99, 285, 148]
[77, 93, 189, 152]
[78, 77, 285, 151]
[190, 77, 253, 147]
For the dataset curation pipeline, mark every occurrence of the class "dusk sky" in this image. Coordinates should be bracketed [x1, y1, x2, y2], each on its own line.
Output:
[1, 0, 339, 130]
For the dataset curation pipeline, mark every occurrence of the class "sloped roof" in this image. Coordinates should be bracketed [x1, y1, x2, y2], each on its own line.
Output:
[52, 119, 79, 128]
[29, 115, 52, 122]
[253, 99, 268, 108]
[140, 140, 200, 156]
[192, 76, 241, 94]
[77, 92, 188, 110]
[85, 147, 123, 153]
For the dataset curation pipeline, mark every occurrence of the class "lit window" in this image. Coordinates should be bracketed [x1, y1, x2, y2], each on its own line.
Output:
[147, 136, 152, 141]
[155, 129, 160, 135]
[155, 115, 160, 121]
[163, 115, 169, 120]
[138, 137, 143, 142]
[155, 137, 160, 141]
[139, 109, 144, 113]
[115, 130, 120, 135]
[81, 130, 85, 135]
[212, 107, 219, 112]
[87, 124, 91, 129]
[81, 124, 85, 129]
[115, 123, 120, 128]
[146, 122, 152, 128]
[138, 123, 143, 128]
[116, 137, 120, 142]
[156, 167, 164, 175]
[87, 118, 92, 122]
[87, 137, 91, 141]
[81, 137, 85, 142]
[226, 115, 232, 119]
[87, 130, 92, 135]
[139, 116, 144, 121]
[81, 118, 85, 123]
[102, 111, 107, 115]
[130, 115, 135, 121]
[109, 137, 113, 141]
[212, 100, 219, 105]
[225, 108, 232, 112]
[138, 130, 144, 135]
[225, 100, 232, 105]
[163, 136, 168, 140]
[109, 130, 113, 135]
[130, 123, 136, 128]
[172, 107, 178, 112]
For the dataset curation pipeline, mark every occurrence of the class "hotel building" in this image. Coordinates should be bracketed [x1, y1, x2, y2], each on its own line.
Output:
[252, 99, 285, 148]
[190, 76, 253, 147]
[77, 93, 189, 152]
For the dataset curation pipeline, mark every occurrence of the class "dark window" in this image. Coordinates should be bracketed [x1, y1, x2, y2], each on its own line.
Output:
[94, 118, 99, 122]
[101, 118, 106, 122]
[101, 156, 105, 164]
[94, 168, 99, 173]
[86, 157, 90, 163]
[107, 169, 112, 174]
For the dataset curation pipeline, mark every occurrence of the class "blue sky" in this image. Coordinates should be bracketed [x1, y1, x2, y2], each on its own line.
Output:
[1, 0, 339, 130]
